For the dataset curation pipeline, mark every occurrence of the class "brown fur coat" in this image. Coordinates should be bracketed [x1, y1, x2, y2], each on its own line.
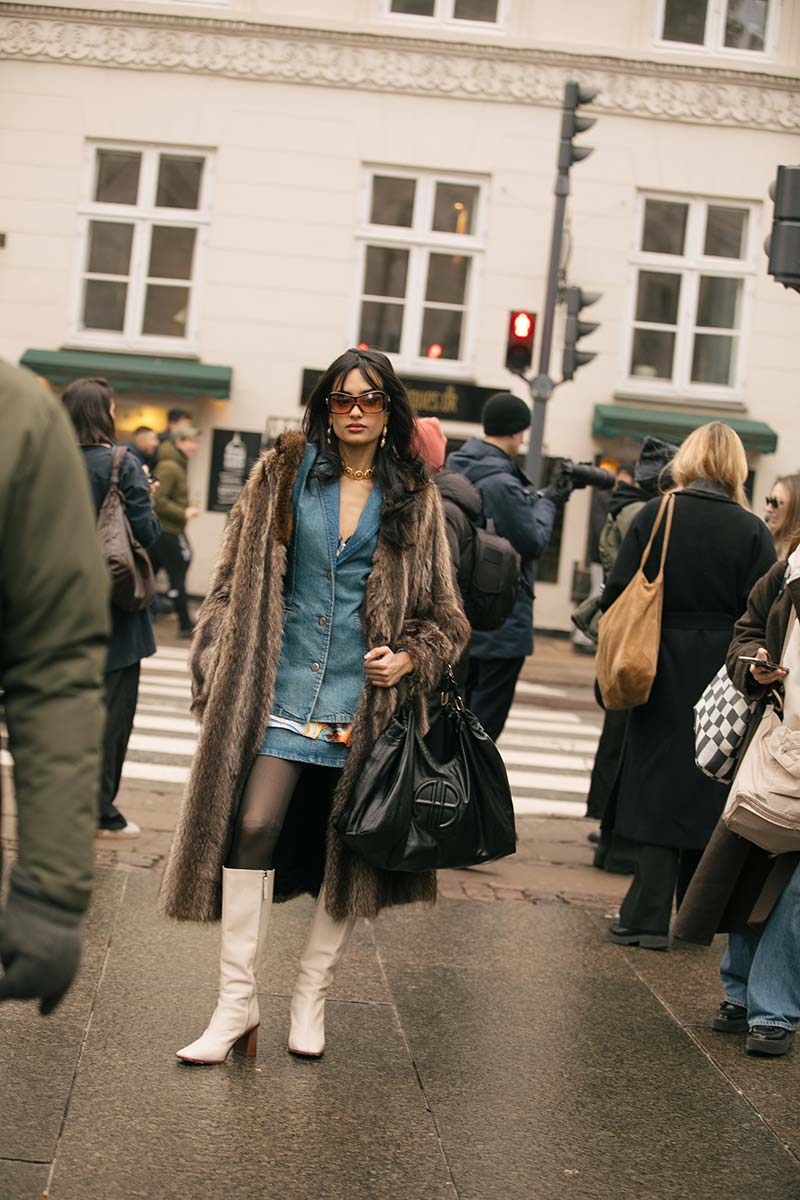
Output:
[159, 431, 471, 922]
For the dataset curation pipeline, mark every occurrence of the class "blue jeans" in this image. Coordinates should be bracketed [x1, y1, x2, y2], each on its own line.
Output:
[720, 861, 800, 1031]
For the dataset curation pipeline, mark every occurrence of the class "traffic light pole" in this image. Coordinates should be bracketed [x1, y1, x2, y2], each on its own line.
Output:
[524, 176, 568, 488]
[522, 80, 598, 488]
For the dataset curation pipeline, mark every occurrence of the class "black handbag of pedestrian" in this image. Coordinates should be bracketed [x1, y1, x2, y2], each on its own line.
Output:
[335, 670, 517, 872]
[96, 445, 157, 612]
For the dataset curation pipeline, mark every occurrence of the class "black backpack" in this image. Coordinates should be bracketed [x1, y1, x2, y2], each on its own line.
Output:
[463, 520, 520, 632]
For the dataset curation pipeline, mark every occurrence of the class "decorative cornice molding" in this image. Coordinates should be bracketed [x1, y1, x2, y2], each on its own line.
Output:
[1, 3, 798, 133]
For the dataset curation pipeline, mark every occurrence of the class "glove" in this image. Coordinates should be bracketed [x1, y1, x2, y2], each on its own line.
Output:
[539, 465, 574, 505]
[0, 873, 82, 1015]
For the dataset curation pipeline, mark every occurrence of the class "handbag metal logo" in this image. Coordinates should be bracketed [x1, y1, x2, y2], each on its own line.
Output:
[413, 779, 461, 830]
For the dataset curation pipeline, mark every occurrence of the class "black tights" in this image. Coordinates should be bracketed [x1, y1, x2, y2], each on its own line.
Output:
[228, 757, 305, 871]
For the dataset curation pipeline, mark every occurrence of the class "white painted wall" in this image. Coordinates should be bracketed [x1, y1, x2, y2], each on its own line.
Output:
[1, 2, 798, 628]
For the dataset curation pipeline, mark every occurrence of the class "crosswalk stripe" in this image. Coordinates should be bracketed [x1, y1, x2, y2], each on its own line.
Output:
[3, 648, 599, 819]
[140, 658, 194, 677]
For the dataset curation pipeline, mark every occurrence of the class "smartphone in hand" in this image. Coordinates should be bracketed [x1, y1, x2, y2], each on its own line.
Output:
[738, 654, 786, 673]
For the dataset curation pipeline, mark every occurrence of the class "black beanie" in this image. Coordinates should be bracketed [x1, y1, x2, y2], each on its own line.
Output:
[482, 392, 531, 437]
[635, 435, 678, 495]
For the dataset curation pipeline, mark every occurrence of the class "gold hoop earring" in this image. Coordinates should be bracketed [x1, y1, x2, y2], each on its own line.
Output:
[327, 415, 333, 447]
[380, 422, 388, 450]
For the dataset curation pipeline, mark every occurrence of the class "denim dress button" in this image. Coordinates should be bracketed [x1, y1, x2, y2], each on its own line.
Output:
[310, 662, 320, 672]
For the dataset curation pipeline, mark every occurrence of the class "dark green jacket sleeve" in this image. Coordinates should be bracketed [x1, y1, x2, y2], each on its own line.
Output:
[0, 363, 109, 913]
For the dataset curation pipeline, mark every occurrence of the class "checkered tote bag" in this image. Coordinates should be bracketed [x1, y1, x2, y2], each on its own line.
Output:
[694, 666, 757, 783]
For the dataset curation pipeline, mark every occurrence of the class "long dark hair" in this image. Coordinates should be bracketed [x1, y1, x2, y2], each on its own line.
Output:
[62, 376, 116, 445]
[302, 348, 427, 548]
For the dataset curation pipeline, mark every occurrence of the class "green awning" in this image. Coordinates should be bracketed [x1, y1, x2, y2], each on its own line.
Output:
[592, 403, 777, 455]
[19, 349, 232, 400]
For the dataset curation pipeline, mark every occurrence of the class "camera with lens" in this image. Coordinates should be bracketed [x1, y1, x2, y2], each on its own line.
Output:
[540, 458, 616, 504]
[557, 459, 616, 491]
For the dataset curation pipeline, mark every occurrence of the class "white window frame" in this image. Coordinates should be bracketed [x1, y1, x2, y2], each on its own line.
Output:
[66, 141, 214, 356]
[617, 192, 759, 407]
[353, 166, 488, 377]
[654, 0, 779, 61]
[380, 0, 509, 34]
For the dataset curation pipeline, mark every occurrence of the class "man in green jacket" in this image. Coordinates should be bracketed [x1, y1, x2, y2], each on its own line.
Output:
[151, 428, 200, 637]
[0, 361, 109, 1013]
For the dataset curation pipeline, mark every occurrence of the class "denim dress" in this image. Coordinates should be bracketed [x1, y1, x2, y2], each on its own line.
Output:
[258, 445, 381, 767]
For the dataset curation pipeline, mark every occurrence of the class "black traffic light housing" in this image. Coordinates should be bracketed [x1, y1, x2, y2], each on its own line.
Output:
[562, 287, 600, 381]
[505, 310, 536, 374]
[559, 81, 600, 171]
[766, 165, 800, 292]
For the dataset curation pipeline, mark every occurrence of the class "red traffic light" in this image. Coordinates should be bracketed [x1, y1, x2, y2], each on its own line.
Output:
[506, 310, 536, 374]
[513, 312, 533, 339]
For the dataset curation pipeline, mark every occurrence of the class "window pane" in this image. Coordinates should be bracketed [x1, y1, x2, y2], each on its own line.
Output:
[94, 150, 141, 205]
[724, 0, 768, 50]
[433, 183, 479, 236]
[359, 300, 404, 354]
[453, 0, 499, 21]
[691, 334, 734, 384]
[426, 254, 470, 305]
[370, 177, 416, 227]
[82, 280, 127, 331]
[142, 285, 190, 337]
[364, 246, 409, 299]
[631, 329, 676, 379]
[87, 221, 133, 275]
[156, 156, 204, 210]
[704, 206, 747, 258]
[662, 0, 708, 42]
[697, 276, 741, 328]
[149, 226, 197, 280]
[419, 308, 464, 360]
[641, 200, 688, 255]
[390, 0, 434, 12]
[634, 271, 681, 324]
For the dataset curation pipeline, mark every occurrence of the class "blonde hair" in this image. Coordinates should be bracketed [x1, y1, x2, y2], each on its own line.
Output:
[670, 422, 748, 508]
[770, 474, 800, 559]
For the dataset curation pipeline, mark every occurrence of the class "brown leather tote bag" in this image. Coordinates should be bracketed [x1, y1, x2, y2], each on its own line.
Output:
[96, 445, 156, 612]
[596, 493, 675, 711]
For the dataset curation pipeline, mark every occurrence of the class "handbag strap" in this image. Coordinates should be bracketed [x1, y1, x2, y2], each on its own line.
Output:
[637, 493, 675, 583]
[110, 443, 128, 489]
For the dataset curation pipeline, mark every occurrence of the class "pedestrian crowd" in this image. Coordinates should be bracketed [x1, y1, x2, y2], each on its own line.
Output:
[1, 349, 799, 1068]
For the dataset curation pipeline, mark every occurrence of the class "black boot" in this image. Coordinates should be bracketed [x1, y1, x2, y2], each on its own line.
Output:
[746, 1026, 794, 1056]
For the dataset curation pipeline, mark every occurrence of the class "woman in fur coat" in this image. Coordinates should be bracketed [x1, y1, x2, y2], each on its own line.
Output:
[160, 348, 470, 1065]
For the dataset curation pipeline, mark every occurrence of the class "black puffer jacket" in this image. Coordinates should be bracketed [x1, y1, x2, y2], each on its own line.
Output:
[434, 469, 482, 605]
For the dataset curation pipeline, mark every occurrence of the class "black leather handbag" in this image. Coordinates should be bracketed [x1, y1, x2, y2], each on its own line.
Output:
[335, 671, 516, 872]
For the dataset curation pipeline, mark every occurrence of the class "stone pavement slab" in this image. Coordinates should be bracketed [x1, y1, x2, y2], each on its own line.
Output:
[46, 873, 455, 1200]
[374, 900, 800, 1200]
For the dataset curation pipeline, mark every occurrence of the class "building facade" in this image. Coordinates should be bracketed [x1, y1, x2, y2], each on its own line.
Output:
[1, 0, 798, 630]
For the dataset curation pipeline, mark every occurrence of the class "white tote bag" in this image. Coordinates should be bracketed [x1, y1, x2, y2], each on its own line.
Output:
[723, 710, 800, 852]
[723, 613, 800, 852]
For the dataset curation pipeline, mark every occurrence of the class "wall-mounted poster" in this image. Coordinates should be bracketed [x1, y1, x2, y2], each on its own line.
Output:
[206, 429, 263, 513]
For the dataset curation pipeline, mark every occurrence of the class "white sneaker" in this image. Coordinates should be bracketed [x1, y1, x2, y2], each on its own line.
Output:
[96, 820, 142, 838]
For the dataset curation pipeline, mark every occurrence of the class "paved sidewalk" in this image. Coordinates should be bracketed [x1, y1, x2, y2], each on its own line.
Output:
[3, 875, 800, 1199]
[3, 630, 800, 1198]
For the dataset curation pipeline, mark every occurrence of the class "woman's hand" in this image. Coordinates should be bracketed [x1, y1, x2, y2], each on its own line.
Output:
[364, 646, 414, 688]
[750, 647, 788, 686]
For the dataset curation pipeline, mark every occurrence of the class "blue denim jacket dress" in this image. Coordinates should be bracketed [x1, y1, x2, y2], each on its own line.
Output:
[258, 444, 381, 767]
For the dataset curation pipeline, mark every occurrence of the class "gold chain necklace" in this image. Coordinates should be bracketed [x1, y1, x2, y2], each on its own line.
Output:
[342, 464, 375, 480]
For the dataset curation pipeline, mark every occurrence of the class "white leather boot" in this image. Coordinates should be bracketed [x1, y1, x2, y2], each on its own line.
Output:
[177, 867, 274, 1064]
[287, 888, 356, 1058]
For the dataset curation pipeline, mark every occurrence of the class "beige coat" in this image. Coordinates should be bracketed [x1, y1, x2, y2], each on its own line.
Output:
[159, 432, 471, 923]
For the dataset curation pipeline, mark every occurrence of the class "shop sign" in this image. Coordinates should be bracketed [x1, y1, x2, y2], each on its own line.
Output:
[300, 369, 502, 424]
[206, 429, 263, 513]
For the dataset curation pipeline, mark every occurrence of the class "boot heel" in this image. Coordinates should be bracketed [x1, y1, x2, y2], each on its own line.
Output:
[232, 1025, 258, 1058]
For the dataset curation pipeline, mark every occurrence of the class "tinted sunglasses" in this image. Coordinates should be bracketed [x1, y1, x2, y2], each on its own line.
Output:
[766, 495, 784, 509]
[326, 390, 389, 415]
